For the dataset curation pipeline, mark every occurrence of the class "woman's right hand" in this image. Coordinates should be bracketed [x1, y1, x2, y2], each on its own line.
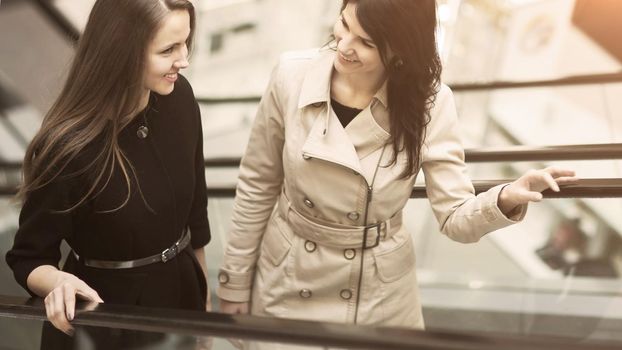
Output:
[43, 271, 103, 336]
[219, 299, 249, 315]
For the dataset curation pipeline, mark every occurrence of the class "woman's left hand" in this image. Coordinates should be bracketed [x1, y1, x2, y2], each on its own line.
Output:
[498, 167, 578, 216]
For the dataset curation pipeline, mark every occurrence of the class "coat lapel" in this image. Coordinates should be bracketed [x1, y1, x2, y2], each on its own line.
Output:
[298, 50, 392, 175]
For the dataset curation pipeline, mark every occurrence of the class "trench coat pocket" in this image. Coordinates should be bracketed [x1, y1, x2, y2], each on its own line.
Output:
[261, 214, 292, 267]
[374, 238, 415, 283]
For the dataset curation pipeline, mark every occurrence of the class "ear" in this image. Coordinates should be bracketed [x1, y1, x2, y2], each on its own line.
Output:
[390, 56, 404, 71]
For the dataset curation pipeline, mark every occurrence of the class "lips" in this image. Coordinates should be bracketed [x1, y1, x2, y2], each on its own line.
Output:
[338, 52, 358, 63]
[164, 72, 178, 82]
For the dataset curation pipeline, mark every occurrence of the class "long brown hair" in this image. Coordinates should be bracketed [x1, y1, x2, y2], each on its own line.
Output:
[341, 0, 442, 178]
[17, 0, 196, 211]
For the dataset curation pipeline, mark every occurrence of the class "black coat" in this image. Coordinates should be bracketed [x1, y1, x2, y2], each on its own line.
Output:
[6, 75, 211, 311]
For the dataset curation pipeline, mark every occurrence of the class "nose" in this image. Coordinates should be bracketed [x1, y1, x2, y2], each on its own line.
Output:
[338, 35, 355, 55]
[175, 55, 189, 69]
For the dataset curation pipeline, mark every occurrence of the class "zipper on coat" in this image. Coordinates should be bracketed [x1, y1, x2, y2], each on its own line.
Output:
[302, 146, 386, 324]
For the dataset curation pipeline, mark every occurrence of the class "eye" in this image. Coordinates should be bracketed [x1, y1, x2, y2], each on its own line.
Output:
[161, 46, 175, 54]
[362, 40, 376, 49]
[340, 16, 349, 30]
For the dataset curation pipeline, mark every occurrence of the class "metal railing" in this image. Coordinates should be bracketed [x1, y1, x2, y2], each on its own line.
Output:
[0, 295, 619, 350]
[1, 143, 621, 197]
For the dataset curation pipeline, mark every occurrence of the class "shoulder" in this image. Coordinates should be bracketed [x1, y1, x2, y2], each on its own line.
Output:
[429, 83, 456, 118]
[271, 48, 325, 87]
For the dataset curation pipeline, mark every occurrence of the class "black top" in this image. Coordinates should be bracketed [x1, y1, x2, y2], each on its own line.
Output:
[331, 98, 362, 128]
[6, 75, 210, 310]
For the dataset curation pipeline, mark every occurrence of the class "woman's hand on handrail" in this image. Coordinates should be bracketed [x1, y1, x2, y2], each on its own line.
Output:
[498, 167, 579, 216]
[27, 265, 103, 335]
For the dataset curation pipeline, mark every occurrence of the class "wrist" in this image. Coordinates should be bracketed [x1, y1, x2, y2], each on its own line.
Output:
[498, 184, 520, 215]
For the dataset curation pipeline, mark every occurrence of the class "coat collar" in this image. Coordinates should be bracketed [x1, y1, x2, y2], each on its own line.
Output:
[299, 50, 391, 177]
[297, 50, 388, 110]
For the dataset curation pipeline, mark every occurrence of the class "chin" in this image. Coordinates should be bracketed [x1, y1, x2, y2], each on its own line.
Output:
[155, 84, 175, 96]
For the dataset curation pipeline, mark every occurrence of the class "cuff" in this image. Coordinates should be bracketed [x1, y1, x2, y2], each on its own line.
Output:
[215, 268, 253, 302]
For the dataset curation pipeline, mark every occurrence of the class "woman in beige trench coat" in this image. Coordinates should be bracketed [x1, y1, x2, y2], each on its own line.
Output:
[217, 0, 577, 330]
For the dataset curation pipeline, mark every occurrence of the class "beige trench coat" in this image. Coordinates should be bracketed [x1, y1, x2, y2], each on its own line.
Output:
[217, 49, 525, 329]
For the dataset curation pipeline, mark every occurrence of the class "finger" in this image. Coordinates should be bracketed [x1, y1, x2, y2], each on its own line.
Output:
[75, 283, 104, 303]
[62, 284, 76, 321]
[555, 176, 580, 185]
[516, 190, 543, 203]
[538, 171, 560, 192]
[51, 289, 74, 335]
[545, 167, 576, 179]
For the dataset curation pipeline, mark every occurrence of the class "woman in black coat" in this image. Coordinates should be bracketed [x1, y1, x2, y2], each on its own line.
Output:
[5, 0, 211, 343]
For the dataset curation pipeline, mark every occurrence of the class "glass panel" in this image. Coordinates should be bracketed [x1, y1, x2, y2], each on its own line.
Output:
[205, 195, 622, 343]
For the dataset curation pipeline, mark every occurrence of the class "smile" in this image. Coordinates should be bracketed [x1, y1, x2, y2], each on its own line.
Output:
[339, 52, 358, 63]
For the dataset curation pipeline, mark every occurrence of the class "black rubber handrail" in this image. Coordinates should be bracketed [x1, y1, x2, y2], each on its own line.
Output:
[1, 179, 621, 198]
[199, 143, 622, 167]
[0, 295, 619, 350]
[1, 143, 620, 171]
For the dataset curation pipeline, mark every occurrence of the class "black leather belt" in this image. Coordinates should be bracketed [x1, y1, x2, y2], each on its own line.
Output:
[73, 230, 191, 269]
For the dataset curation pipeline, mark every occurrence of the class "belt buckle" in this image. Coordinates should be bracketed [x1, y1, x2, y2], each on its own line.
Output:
[161, 241, 180, 263]
[363, 223, 382, 249]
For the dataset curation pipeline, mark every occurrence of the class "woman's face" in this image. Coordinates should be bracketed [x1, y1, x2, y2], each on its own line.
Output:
[333, 2, 385, 78]
[143, 10, 191, 97]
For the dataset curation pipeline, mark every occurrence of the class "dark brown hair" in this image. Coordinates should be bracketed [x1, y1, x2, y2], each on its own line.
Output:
[17, 0, 196, 210]
[341, 0, 442, 178]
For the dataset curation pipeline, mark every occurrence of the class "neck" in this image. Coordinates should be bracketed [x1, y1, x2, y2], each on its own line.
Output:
[331, 69, 386, 109]
[137, 89, 151, 113]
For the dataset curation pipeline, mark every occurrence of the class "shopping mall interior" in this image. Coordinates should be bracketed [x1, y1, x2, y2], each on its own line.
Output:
[0, 0, 621, 348]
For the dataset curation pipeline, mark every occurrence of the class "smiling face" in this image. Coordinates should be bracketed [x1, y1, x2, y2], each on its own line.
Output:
[143, 9, 191, 97]
[332, 2, 386, 79]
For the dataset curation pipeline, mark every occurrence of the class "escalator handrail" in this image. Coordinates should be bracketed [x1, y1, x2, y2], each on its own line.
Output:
[0, 294, 618, 350]
[1, 143, 621, 171]
[1, 179, 621, 198]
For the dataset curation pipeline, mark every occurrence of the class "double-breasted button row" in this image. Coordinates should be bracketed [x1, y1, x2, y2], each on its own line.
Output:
[344, 249, 356, 260]
[304, 240, 317, 253]
[298, 288, 352, 300]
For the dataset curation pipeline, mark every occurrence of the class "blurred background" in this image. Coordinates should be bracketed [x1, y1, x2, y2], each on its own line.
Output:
[1, 0, 621, 348]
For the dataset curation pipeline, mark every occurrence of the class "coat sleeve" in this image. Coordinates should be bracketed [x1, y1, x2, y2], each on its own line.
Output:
[217, 62, 286, 302]
[5, 177, 74, 296]
[421, 84, 527, 243]
[187, 99, 211, 249]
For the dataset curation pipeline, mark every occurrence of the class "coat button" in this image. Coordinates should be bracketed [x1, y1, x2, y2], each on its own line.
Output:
[218, 271, 229, 284]
[340, 289, 353, 300]
[303, 198, 314, 208]
[302, 153, 311, 160]
[299, 289, 312, 298]
[136, 126, 149, 139]
[344, 249, 356, 260]
[304, 240, 317, 253]
[347, 212, 360, 221]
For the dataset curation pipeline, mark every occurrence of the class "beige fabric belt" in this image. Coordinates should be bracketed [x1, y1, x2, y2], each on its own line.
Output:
[277, 193, 402, 249]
